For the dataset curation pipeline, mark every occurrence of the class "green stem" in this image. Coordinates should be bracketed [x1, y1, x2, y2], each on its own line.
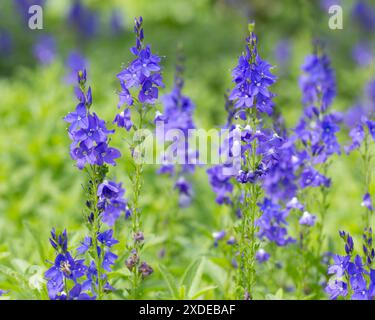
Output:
[129, 105, 145, 299]
[90, 165, 105, 299]
[362, 133, 372, 228]
[236, 108, 261, 300]
[316, 163, 330, 258]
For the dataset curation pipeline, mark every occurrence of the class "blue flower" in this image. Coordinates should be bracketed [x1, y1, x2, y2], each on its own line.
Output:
[45, 252, 87, 300]
[345, 123, 365, 154]
[328, 255, 350, 277]
[64, 103, 89, 132]
[299, 211, 316, 227]
[97, 230, 119, 247]
[256, 249, 270, 263]
[229, 33, 276, 115]
[102, 251, 117, 272]
[49, 228, 68, 252]
[366, 119, 375, 141]
[325, 279, 348, 300]
[207, 165, 234, 205]
[362, 193, 373, 211]
[256, 198, 295, 246]
[115, 16, 164, 123]
[212, 230, 226, 247]
[97, 180, 127, 226]
[299, 53, 336, 112]
[65, 71, 121, 169]
[300, 167, 331, 188]
[174, 177, 193, 208]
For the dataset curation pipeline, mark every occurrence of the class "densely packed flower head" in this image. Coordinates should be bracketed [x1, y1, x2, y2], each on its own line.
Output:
[299, 50, 336, 112]
[154, 51, 197, 207]
[64, 70, 121, 169]
[115, 16, 164, 130]
[157, 52, 196, 172]
[290, 51, 341, 192]
[229, 29, 277, 116]
[325, 229, 375, 300]
[207, 26, 282, 205]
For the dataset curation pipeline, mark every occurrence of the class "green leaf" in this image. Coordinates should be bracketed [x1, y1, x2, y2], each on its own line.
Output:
[180, 257, 205, 298]
[179, 285, 186, 300]
[0, 265, 29, 289]
[23, 221, 46, 261]
[191, 286, 217, 300]
[265, 288, 284, 300]
[158, 264, 179, 299]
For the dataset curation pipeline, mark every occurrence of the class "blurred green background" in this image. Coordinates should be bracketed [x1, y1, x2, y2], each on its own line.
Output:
[0, 0, 374, 299]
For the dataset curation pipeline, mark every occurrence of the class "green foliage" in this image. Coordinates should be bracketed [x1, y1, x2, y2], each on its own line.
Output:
[0, 0, 374, 300]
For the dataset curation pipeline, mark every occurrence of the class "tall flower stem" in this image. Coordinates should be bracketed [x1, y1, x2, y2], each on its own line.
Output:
[316, 162, 330, 257]
[86, 164, 107, 299]
[361, 133, 372, 227]
[236, 109, 261, 300]
[296, 227, 309, 299]
[128, 105, 146, 299]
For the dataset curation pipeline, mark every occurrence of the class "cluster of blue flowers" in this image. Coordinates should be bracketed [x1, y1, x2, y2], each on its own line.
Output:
[45, 229, 93, 300]
[325, 230, 375, 300]
[262, 140, 302, 202]
[256, 198, 295, 246]
[45, 228, 119, 300]
[294, 52, 341, 167]
[77, 229, 118, 278]
[156, 55, 197, 207]
[207, 30, 281, 204]
[229, 32, 277, 115]
[115, 16, 164, 130]
[45, 70, 129, 299]
[97, 180, 128, 226]
[64, 70, 121, 170]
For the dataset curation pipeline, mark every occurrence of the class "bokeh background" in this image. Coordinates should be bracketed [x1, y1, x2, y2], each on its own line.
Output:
[0, 0, 374, 299]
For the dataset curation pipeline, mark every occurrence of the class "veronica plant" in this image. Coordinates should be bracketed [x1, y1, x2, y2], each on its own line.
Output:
[156, 51, 196, 208]
[325, 229, 375, 300]
[45, 70, 126, 300]
[293, 48, 340, 257]
[207, 24, 282, 299]
[345, 79, 375, 228]
[115, 16, 164, 298]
